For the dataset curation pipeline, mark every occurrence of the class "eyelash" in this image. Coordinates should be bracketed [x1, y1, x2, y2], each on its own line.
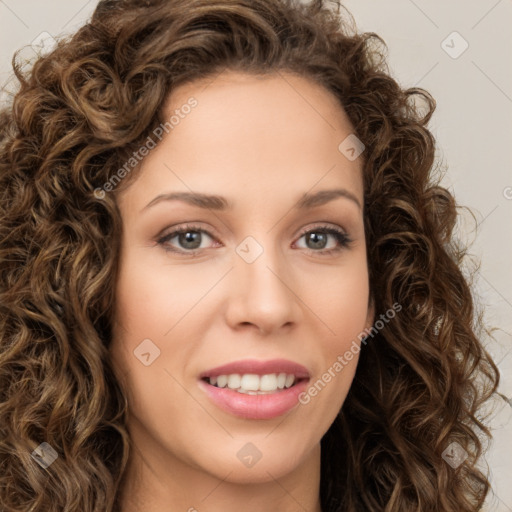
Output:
[156, 223, 352, 257]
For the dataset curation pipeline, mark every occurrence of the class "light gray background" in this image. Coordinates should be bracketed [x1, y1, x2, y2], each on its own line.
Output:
[1, 1, 511, 510]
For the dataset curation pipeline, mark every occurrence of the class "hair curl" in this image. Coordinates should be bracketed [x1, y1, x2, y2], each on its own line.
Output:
[0, 0, 500, 510]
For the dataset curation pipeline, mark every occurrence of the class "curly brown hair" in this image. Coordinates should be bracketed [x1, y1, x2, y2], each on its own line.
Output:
[0, 0, 500, 510]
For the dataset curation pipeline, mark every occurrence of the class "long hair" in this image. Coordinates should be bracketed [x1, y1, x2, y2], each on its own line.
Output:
[0, 0, 499, 510]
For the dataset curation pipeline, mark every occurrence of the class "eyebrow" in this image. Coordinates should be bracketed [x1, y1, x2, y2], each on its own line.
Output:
[142, 188, 361, 212]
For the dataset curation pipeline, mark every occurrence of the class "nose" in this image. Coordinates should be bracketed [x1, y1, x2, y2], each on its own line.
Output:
[224, 243, 301, 336]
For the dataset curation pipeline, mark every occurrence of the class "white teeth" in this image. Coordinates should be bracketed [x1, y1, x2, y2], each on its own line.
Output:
[207, 373, 298, 393]
[227, 374, 241, 389]
[240, 374, 260, 391]
[260, 374, 277, 391]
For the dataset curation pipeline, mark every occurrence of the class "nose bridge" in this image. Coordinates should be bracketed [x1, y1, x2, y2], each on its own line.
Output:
[228, 234, 298, 332]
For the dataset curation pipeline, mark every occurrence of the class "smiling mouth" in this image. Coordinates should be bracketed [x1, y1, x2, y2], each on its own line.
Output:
[202, 373, 308, 395]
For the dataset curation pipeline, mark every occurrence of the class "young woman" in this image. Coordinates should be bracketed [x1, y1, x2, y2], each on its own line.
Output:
[0, 0, 500, 510]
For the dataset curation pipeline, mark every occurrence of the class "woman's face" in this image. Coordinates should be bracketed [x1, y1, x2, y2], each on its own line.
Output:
[110, 70, 374, 486]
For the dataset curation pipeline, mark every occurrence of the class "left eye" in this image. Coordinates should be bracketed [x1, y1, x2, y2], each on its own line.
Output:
[294, 227, 350, 252]
[157, 225, 350, 254]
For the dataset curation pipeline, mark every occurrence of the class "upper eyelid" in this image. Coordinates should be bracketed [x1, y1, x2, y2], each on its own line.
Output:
[158, 224, 216, 241]
[158, 222, 348, 239]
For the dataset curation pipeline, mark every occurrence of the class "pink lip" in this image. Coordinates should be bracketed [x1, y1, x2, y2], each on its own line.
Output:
[199, 358, 310, 379]
[198, 359, 311, 420]
[198, 378, 309, 420]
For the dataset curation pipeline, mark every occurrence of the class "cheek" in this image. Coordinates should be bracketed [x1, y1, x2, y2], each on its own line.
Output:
[312, 258, 370, 339]
[113, 251, 205, 336]
[109, 249, 210, 394]
[108, 259, 201, 452]
[300, 258, 369, 411]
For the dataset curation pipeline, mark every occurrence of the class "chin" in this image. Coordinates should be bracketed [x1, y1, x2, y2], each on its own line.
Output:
[197, 440, 314, 485]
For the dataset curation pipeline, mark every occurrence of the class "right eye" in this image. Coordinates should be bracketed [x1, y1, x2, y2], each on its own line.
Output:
[157, 224, 219, 254]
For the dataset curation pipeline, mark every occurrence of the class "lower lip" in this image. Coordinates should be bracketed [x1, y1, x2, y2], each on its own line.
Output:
[198, 379, 309, 420]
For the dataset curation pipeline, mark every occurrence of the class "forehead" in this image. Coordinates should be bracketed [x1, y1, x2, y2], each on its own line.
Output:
[164, 70, 355, 149]
[120, 70, 364, 210]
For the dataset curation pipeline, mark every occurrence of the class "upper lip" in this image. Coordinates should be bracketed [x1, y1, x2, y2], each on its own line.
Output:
[199, 359, 310, 379]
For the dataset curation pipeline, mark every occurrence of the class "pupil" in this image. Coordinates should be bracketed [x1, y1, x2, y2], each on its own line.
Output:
[180, 231, 201, 249]
[308, 232, 326, 249]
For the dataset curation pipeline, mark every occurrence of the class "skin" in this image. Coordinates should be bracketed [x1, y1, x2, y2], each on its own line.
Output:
[110, 70, 374, 512]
